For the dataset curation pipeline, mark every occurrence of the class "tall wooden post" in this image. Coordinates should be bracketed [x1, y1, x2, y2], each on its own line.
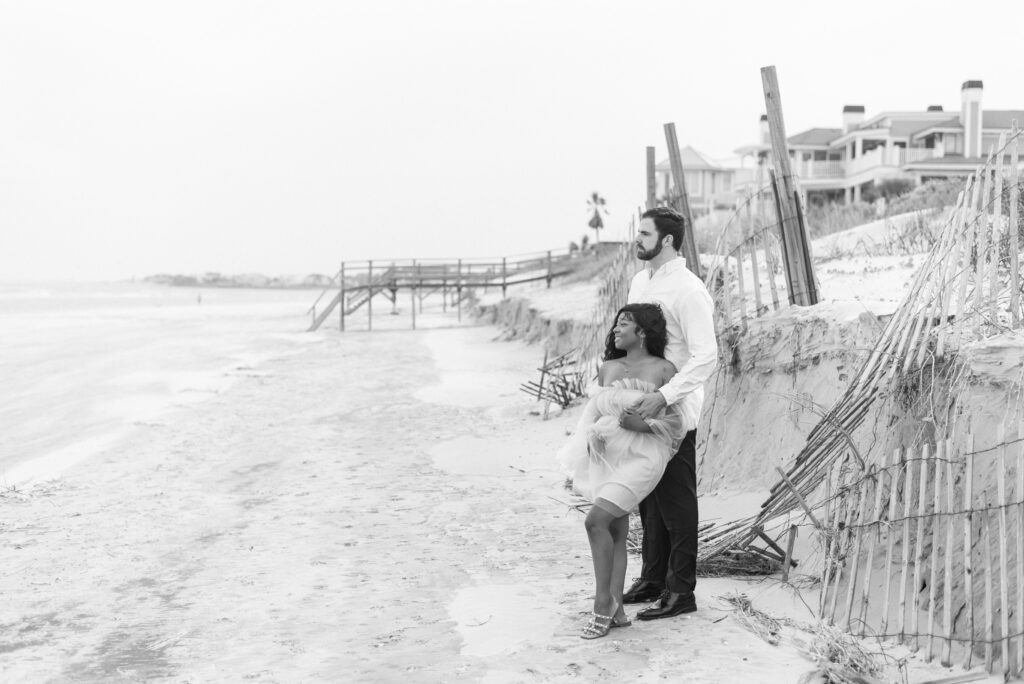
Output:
[761, 65, 818, 306]
[663, 122, 701, 278]
[1009, 120, 1020, 329]
[546, 250, 553, 288]
[501, 257, 508, 297]
[646, 146, 657, 210]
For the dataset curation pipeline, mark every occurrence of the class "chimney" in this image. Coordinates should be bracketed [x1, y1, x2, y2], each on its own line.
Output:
[759, 114, 769, 145]
[842, 105, 865, 133]
[960, 80, 983, 158]
[927, 105, 944, 112]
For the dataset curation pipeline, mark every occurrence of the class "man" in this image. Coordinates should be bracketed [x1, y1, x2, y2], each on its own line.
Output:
[621, 206, 718, 619]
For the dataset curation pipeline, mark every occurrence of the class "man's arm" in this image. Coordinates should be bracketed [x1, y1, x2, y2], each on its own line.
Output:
[658, 288, 717, 405]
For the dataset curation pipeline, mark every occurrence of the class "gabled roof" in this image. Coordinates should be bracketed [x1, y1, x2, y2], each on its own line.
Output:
[983, 110, 1024, 129]
[787, 128, 842, 146]
[655, 145, 724, 172]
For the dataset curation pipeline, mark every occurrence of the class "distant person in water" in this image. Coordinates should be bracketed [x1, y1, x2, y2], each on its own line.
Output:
[557, 303, 684, 639]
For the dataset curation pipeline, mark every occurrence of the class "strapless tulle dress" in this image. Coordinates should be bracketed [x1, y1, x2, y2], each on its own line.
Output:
[556, 378, 684, 512]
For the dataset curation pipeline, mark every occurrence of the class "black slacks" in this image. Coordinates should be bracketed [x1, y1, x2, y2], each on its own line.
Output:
[638, 429, 698, 594]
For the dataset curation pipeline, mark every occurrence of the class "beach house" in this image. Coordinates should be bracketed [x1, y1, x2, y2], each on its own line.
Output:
[732, 80, 1024, 205]
[652, 145, 751, 216]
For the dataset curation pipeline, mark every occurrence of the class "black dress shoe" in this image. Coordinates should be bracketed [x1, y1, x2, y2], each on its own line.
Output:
[622, 578, 665, 604]
[635, 591, 697, 620]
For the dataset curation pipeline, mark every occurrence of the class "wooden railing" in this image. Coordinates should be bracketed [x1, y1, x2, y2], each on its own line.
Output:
[306, 247, 584, 331]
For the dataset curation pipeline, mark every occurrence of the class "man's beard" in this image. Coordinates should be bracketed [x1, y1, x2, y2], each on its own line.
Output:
[636, 240, 663, 261]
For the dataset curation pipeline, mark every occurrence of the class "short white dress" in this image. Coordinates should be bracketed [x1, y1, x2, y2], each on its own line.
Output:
[557, 378, 685, 513]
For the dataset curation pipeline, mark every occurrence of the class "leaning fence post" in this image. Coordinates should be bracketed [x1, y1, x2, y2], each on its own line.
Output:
[646, 146, 657, 210]
[761, 65, 816, 306]
[663, 122, 702, 278]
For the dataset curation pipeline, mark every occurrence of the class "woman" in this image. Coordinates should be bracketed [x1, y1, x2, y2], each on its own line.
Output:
[558, 303, 684, 639]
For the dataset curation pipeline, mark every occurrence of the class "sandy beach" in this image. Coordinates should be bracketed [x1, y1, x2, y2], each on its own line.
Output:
[3, 318, 839, 683]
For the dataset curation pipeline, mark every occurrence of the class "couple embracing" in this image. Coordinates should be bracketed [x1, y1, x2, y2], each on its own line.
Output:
[558, 207, 718, 639]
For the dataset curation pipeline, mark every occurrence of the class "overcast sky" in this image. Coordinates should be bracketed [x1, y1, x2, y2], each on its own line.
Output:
[2, 0, 1021, 281]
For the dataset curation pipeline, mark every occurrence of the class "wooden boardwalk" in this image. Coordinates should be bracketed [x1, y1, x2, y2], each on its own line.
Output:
[306, 248, 582, 331]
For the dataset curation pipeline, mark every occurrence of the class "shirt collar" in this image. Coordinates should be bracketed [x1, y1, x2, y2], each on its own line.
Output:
[646, 255, 687, 277]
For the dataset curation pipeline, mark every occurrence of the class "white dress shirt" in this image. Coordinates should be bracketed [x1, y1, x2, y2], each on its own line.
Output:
[627, 256, 718, 431]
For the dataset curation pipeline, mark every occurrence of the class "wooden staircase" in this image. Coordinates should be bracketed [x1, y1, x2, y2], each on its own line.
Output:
[306, 267, 396, 331]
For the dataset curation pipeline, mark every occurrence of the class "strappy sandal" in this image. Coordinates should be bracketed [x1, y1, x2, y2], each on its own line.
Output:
[580, 611, 615, 639]
[610, 615, 632, 629]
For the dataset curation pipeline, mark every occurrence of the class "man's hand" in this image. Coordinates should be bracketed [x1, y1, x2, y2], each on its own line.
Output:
[630, 391, 667, 420]
[618, 408, 650, 433]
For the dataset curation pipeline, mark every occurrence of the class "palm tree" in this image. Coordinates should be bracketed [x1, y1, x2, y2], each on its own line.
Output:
[586, 192, 608, 246]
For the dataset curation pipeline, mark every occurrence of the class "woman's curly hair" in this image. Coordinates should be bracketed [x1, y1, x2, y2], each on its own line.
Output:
[602, 303, 668, 360]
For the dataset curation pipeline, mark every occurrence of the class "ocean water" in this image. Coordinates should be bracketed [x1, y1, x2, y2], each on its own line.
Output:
[0, 281, 320, 486]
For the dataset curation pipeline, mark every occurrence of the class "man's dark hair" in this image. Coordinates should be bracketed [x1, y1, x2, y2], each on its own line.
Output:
[640, 207, 686, 251]
[602, 303, 668, 361]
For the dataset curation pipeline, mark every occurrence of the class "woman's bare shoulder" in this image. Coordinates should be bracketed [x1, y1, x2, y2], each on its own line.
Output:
[598, 359, 625, 384]
[659, 358, 678, 380]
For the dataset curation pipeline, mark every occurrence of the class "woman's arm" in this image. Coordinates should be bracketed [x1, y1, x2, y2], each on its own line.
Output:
[619, 408, 653, 433]
[621, 360, 678, 433]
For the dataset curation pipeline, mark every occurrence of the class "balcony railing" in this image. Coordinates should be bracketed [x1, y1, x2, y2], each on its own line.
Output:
[902, 147, 938, 164]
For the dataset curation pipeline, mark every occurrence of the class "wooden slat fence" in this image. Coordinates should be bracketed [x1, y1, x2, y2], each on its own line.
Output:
[817, 427, 1024, 676]
[697, 125, 1024, 668]
[702, 187, 788, 334]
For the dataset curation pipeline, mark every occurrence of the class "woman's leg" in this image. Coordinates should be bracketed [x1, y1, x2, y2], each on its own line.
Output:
[609, 514, 629, 621]
[584, 504, 617, 617]
[585, 499, 628, 618]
